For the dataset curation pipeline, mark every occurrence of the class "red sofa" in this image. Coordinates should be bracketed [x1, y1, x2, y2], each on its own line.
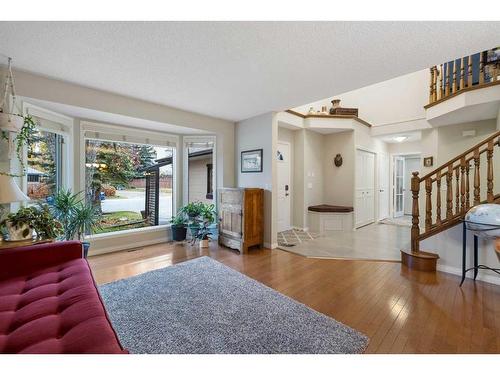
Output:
[0, 241, 126, 354]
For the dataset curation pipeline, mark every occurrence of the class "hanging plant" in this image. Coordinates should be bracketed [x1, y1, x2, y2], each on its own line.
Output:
[0, 115, 37, 177]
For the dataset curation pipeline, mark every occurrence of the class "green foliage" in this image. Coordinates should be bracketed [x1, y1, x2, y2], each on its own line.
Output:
[0, 205, 62, 240]
[180, 201, 205, 218]
[178, 202, 217, 242]
[27, 130, 57, 189]
[50, 189, 102, 241]
[134, 145, 157, 178]
[0, 115, 38, 178]
[169, 212, 188, 227]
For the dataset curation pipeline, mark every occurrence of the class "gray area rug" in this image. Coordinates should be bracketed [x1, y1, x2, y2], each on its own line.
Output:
[99, 257, 368, 354]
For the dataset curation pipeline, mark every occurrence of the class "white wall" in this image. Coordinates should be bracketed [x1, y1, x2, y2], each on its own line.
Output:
[235, 112, 277, 247]
[278, 127, 295, 228]
[294, 69, 428, 127]
[322, 130, 355, 207]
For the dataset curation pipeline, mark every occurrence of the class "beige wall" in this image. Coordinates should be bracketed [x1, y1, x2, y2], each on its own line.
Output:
[235, 112, 277, 247]
[322, 130, 355, 206]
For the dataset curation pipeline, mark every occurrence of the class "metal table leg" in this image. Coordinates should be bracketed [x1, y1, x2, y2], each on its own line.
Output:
[473, 235, 478, 280]
[460, 222, 466, 286]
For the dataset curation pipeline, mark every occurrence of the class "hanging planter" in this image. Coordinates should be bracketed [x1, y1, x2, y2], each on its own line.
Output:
[0, 57, 24, 133]
[0, 57, 37, 177]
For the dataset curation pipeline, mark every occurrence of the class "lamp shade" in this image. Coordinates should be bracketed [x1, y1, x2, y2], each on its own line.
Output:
[0, 174, 29, 204]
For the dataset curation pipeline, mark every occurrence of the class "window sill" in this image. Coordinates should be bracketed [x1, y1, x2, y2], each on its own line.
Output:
[86, 224, 170, 241]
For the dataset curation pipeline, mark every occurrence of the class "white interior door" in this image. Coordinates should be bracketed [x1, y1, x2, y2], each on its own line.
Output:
[394, 156, 405, 217]
[355, 149, 375, 228]
[378, 153, 389, 220]
[277, 142, 291, 232]
[404, 157, 420, 215]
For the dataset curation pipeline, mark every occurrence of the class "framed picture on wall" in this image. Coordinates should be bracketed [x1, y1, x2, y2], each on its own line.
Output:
[241, 149, 263, 173]
[423, 156, 433, 167]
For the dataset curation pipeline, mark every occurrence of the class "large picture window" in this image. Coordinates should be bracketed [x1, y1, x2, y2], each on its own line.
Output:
[85, 139, 174, 235]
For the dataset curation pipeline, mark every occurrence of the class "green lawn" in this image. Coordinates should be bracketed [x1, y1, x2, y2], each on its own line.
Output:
[94, 211, 148, 234]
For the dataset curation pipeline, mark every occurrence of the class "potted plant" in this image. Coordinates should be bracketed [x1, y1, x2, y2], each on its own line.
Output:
[180, 202, 203, 239]
[195, 203, 217, 248]
[0, 204, 62, 241]
[50, 189, 102, 257]
[0, 206, 37, 240]
[68, 202, 102, 257]
[169, 213, 187, 241]
[196, 225, 213, 248]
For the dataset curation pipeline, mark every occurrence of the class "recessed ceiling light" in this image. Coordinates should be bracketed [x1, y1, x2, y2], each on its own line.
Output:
[393, 136, 408, 143]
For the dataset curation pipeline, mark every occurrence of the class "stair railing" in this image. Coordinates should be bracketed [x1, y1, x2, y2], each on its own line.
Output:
[427, 47, 499, 106]
[411, 131, 500, 252]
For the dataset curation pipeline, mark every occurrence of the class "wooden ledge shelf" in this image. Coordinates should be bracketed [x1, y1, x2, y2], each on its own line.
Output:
[285, 109, 372, 127]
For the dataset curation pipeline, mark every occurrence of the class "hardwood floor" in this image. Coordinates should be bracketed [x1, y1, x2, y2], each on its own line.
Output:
[88, 241, 500, 354]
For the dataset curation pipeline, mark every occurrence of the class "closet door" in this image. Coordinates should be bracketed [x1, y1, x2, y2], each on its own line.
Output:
[355, 149, 375, 228]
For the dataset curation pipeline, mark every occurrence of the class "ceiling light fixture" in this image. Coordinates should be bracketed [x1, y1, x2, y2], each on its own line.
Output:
[393, 136, 408, 143]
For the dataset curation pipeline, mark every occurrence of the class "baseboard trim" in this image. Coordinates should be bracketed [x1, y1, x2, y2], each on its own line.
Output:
[88, 238, 170, 256]
[437, 264, 500, 286]
[264, 242, 278, 249]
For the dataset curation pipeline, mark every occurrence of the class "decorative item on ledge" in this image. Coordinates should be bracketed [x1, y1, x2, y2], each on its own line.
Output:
[329, 99, 358, 116]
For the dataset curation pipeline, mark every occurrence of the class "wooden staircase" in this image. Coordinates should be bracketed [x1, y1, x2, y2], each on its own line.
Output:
[401, 130, 500, 271]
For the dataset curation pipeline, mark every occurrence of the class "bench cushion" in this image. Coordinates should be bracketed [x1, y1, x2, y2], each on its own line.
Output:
[308, 204, 354, 213]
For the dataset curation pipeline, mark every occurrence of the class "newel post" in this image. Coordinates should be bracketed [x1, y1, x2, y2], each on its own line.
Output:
[411, 172, 421, 253]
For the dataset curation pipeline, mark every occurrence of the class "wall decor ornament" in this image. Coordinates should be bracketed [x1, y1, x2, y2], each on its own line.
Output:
[423, 156, 434, 167]
[334, 154, 343, 167]
[241, 149, 263, 173]
[329, 99, 341, 114]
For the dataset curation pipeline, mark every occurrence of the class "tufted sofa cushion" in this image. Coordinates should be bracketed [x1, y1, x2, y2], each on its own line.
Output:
[0, 241, 126, 354]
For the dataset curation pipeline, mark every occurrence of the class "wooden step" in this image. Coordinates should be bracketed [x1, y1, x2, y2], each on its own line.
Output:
[401, 250, 439, 272]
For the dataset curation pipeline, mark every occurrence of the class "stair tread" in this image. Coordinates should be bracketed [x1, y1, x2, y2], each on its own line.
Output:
[401, 249, 440, 259]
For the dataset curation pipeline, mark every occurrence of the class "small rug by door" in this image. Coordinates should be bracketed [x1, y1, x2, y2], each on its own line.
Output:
[99, 257, 368, 354]
[278, 228, 319, 247]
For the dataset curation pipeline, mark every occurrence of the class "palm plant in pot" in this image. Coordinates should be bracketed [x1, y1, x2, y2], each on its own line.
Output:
[50, 189, 101, 257]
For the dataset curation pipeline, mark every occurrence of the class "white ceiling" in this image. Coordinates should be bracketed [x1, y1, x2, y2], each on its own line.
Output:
[1, 22, 499, 122]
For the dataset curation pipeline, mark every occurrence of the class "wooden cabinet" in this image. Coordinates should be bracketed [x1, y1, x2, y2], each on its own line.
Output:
[218, 188, 264, 253]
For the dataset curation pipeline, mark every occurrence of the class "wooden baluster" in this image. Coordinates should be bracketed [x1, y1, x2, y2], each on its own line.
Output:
[425, 178, 432, 231]
[467, 55, 473, 87]
[455, 167, 460, 215]
[460, 157, 466, 213]
[436, 171, 442, 225]
[411, 172, 420, 252]
[445, 62, 451, 96]
[487, 140, 494, 202]
[473, 149, 480, 205]
[452, 60, 457, 93]
[439, 64, 444, 99]
[465, 161, 471, 209]
[460, 57, 466, 90]
[479, 52, 485, 85]
[433, 67, 438, 102]
[446, 166, 453, 219]
[429, 67, 435, 103]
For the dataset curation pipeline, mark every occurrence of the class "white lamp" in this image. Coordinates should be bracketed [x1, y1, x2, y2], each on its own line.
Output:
[0, 174, 29, 204]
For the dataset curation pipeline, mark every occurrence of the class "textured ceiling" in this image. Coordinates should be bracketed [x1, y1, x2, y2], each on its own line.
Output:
[0, 22, 499, 122]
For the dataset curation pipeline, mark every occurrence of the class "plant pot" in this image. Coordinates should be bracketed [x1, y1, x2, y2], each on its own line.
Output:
[0, 112, 24, 133]
[82, 242, 90, 258]
[171, 224, 187, 241]
[5, 221, 33, 241]
[188, 225, 200, 238]
[199, 239, 209, 248]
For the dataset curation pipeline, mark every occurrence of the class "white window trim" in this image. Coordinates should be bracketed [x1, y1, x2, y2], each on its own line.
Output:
[182, 135, 217, 207]
[80, 120, 180, 238]
[22, 102, 74, 194]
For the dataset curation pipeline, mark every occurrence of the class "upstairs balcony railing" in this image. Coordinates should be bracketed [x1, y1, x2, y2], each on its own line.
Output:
[427, 47, 499, 106]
